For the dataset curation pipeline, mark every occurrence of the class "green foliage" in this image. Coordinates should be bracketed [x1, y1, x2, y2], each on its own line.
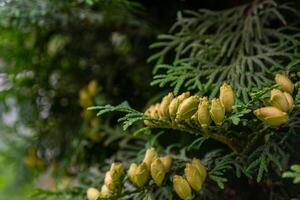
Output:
[246, 140, 285, 182]
[283, 164, 300, 184]
[149, 0, 300, 102]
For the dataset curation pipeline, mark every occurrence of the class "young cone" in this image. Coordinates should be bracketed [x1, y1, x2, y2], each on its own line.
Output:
[128, 162, 149, 188]
[197, 97, 211, 128]
[159, 156, 172, 172]
[283, 92, 294, 112]
[169, 92, 190, 119]
[275, 73, 294, 94]
[173, 175, 193, 200]
[176, 96, 200, 121]
[254, 106, 288, 126]
[159, 92, 174, 120]
[270, 89, 289, 112]
[150, 158, 166, 186]
[104, 171, 117, 192]
[210, 98, 225, 126]
[184, 163, 204, 192]
[143, 148, 158, 168]
[87, 188, 100, 200]
[128, 163, 138, 184]
[110, 162, 124, 181]
[220, 83, 235, 112]
[100, 185, 112, 198]
[87, 80, 99, 97]
[192, 158, 207, 181]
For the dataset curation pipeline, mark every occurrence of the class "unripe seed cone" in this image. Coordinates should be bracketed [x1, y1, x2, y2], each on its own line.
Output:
[275, 73, 294, 94]
[128, 162, 149, 188]
[220, 83, 234, 112]
[100, 185, 112, 198]
[151, 158, 166, 186]
[87, 187, 100, 200]
[87, 80, 98, 97]
[128, 163, 138, 183]
[176, 96, 200, 121]
[104, 171, 115, 191]
[110, 162, 124, 181]
[159, 156, 172, 172]
[153, 103, 161, 119]
[169, 92, 190, 119]
[263, 115, 289, 126]
[79, 89, 93, 108]
[104, 171, 122, 192]
[185, 163, 203, 192]
[254, 107, 288, 126]
[173, 175, 193, 200]
[159, 93, 174, 120]
[190, 111, 198, 123]
[178, 92, 191, 101]
[192, 158, 207, 181]
[144, 105, 156, 127]
[283, 92, 294, 112]
[197, 97, 211, 128]
[143, 148, 158, 168]
[270, 89, 289, 112]
[210, 98, 225, 126]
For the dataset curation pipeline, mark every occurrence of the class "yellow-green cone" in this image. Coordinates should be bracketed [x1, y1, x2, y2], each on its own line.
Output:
[210, 98, 225, 126]
[184, 163, 203, 192]
[197, 97, 211, 128]
[176, 96, 200, 121]
[79, 89, 93, 108]
[87, 80, 98, 97]
[254, 106, 288, 126]
[220, 83, 234, 112]
[104, 171, 116, 192]
[159, 93, 174, 120]
[270, 89, 289, 112]
[110, 162, 124, 181]
[144, 104, 159, 127]
[87, 187, 100, 200]
[128, 163, 138, 184]
[102, 162, 124, 192]
[159, 156, 172, 172]
[275, 73, 294, 94]
[192, 158, 207, 182]
[173, 175, 193, 200]
[143, 148, 158, 168]
[150, 158, 166, 186]
[283, 92, 294, 112]
[128, 162, 149, 188]
[169, 92, 190, 119]
[100, 185, 112, 198]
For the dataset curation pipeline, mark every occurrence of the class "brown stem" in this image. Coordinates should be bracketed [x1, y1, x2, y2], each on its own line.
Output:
[155, 121, 241, 154]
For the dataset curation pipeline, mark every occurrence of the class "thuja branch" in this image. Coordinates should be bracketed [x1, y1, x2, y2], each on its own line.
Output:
[152, 120, 241, 154]
[89, 102, 241, 154]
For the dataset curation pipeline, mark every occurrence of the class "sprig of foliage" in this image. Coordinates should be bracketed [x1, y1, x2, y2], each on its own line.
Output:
[89, 102, 153, 131]
[90, 102, 241, 153]
[148, 0, 300, 102]
[246, 140, 285, 182]
[204, 150, 235, 189]
[283, 164, 300, 184]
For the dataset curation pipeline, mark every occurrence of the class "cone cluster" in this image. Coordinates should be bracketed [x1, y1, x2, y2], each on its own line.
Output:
[173, 158, 207, 200]
[144, 83, 235, 127]
[128, 148, 172, 187]
[86, 148, 172, 200]
[254, 74, 295, 126]
[87, 162, 125, 200]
